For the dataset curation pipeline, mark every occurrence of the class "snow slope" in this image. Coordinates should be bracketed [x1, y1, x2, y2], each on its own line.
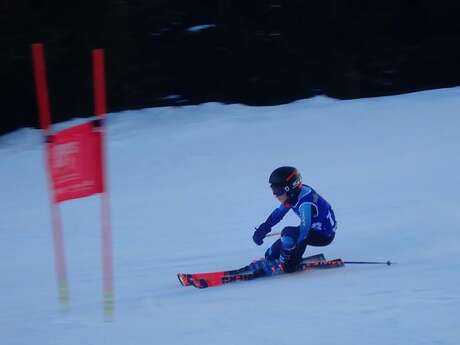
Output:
[1, 88, 459, 345]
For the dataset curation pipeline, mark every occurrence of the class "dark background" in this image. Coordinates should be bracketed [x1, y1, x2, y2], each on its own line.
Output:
[2, 0, 460, 135]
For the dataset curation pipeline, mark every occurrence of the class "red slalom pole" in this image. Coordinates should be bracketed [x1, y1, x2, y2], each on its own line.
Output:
[92, 48, 114, 319]
[92, 49, 107, 115]
[50, 201, 69, 304]
[31, 43, 69, 305]
[31, 43, 52, 132]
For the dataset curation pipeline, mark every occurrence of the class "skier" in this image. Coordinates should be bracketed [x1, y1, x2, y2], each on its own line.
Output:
[251, 166, 337, 275]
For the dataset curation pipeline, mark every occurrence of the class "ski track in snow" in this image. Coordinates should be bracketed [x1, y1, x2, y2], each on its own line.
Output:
[1, 88, 459, 345]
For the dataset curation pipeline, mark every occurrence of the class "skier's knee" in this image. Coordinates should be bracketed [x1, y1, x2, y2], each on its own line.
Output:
[281, 235, 295, 251]
[280, 226, 299, 252]
[281, 226, 298, 238]
[264, 247, 271, 259]
[265, 246, 278, 260]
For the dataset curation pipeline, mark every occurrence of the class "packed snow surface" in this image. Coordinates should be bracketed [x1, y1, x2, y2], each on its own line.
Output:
[1, 88, 459, 345]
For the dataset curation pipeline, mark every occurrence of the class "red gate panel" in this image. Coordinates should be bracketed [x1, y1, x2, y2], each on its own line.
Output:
[48, 121, 104, 203]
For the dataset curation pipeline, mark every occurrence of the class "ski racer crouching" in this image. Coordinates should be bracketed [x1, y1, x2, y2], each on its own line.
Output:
[251, 166, 337, 275]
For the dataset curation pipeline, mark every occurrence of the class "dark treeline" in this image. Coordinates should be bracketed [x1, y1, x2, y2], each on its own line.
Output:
[2, 0, 460, 134]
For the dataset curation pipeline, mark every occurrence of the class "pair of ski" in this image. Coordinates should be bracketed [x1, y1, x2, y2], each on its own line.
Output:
[177, 253, 344, 289]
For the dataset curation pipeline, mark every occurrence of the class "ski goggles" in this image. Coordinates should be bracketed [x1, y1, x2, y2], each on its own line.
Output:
[271, 185, 288, 197]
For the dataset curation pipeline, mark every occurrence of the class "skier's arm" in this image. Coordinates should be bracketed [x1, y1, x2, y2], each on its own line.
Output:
[253, 204, 289, 245]
[265, 204, 290, 228]
[297, 202, 312, 242]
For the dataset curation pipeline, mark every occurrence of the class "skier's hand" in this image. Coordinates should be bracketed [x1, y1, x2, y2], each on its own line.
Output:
[253, 223, 271, 245]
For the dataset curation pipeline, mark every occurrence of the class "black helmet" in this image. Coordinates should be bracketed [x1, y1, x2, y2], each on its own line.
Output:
[269, 166, 302, 200]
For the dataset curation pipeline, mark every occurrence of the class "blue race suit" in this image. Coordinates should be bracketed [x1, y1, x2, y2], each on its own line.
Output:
[264, 184, 337, 271]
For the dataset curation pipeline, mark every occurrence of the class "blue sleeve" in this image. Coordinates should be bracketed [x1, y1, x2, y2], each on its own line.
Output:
[265, 204, 289, 228]
[298, 202, 312, 242]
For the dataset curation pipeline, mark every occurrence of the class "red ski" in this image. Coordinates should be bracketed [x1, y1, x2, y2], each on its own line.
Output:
[177, 254, 343, 289]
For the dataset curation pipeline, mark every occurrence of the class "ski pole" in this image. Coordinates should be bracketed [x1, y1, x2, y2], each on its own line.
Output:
[265, 231, 281, 238]
[263, 233, 393, 265]
[344, 260, 393, 266]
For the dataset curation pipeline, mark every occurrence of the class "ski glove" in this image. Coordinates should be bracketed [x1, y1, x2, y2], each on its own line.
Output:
[253, 223, 271, 245]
